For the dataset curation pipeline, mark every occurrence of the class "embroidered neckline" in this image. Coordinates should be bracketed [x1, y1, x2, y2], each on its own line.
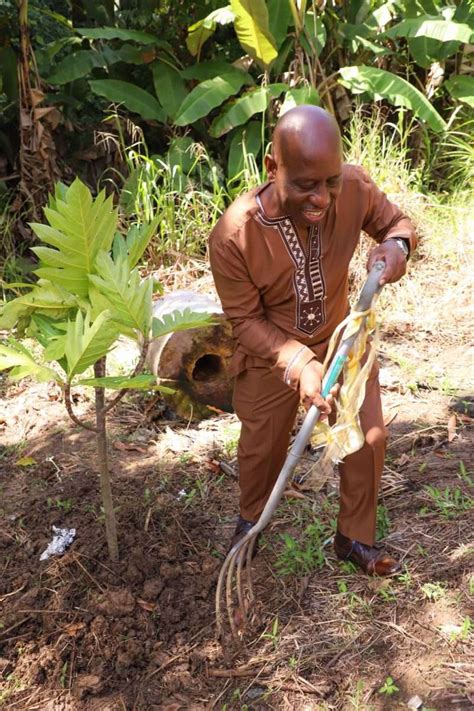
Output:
[255, 202, 327, 336]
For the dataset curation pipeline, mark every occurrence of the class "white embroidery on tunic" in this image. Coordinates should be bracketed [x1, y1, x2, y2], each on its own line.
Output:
[256, 207, 326, 335]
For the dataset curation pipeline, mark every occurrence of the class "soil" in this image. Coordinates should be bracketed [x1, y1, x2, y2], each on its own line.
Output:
[0, 326, 472, 710]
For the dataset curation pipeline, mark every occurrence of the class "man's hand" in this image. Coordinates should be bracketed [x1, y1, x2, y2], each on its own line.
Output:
[367, 240, 407, 286]
[299, 359, 338, 415]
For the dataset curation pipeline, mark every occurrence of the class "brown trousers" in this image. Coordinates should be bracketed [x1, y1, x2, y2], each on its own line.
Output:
[233, 361, 387, 546]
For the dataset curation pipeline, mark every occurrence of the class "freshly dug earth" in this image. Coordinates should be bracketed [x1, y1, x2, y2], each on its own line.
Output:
[0, 332, 472, 710]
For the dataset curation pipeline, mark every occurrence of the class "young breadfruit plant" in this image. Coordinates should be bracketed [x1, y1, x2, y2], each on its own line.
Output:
[0, 178, 213, 562]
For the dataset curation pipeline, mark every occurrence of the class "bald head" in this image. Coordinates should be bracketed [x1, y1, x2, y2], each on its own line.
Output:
[262, 105, 344, 229]
[272, 105, 342, 166]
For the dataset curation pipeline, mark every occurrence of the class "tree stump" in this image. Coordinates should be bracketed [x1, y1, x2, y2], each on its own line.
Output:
[147, 292, 234, 420]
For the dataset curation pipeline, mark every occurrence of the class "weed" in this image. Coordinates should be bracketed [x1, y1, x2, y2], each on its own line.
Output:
[47, 497, 74, 513]
[288, 655, 298, 671]
[377, 583, 397, 602]
[458, 461, 473, 488]
[59, 661, 68, 688]
[424, 484, 473, 519]
[421, 582, 446, 601]
[275, 520, 327, 576]
[261, 617, 280, 650]
[469, 576, 474, 596]
[346, 679, 371, 710]
[376, 504, 390, 540]
[396, 569, 413, 589]
[337, 580, 371, 614]
[378, 675, 399, 695]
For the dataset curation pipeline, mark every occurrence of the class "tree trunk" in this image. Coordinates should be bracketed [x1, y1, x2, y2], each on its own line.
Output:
[16, 0, 59, 227]
[94, 357, 119, 562]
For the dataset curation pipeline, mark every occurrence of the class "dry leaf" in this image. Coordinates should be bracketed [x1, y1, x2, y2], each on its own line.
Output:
[113, 441, 148, 454]
[447, 414, 457, 442]
[394, 453, 411, 467]
[137, 598, 158, 612]
[283, 489, 308, 500]
[64, 621, 86, 637]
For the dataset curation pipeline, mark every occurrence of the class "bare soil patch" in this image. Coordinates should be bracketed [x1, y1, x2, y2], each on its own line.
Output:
[0, 324, 472, 710]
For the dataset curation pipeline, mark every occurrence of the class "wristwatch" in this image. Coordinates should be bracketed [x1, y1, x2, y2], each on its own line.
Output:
[387, 237, 410, 259]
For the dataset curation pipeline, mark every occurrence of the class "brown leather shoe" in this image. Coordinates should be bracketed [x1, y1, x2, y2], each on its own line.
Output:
[334, 530, 401, 576]
[228, 516, 261, 560]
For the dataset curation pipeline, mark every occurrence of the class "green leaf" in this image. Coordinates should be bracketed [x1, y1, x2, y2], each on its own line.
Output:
[386, 17, 473, 44]
[445, 75, 474, 108]
[211, 83, 286, 137]
[78, 373, 174, 393]
[231, 0, 278, 70]
[186, 6, 235, 57]
[89, 252, 152, 335]
[89, 80, 165, 122]
[47, 50, 105, 85]
[304, 10, 327, 55]
[126, 216, 161, 268]
[227, 120, 262, 180]
[64, 310, 119, 379]
[0, 283, 78, 330]
[28, 314, 68, 368]
[152, 309, 215, 339]
[78, 27, 172, 47]
[279, 85, 320, 115]
[0, 339, 59, 382]
[174, 74, 247, 126]
[180, 60, 252, 83]
[31, 179, 118, 298]
[152, 60, 188, 120]
[339, 65, 447, 132]
[268, 0, 293, 48]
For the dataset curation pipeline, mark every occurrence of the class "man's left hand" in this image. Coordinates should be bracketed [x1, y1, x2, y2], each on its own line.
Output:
[367, 240, 407, 286]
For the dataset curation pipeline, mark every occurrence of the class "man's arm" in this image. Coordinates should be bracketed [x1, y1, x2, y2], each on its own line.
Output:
[358, 170, 417, 285]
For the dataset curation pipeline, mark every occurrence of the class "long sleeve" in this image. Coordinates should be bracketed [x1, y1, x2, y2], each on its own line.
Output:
[209, 233, 314, 388]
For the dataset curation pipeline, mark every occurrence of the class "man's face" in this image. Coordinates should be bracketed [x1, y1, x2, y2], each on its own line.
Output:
[265, 141, 343, 229]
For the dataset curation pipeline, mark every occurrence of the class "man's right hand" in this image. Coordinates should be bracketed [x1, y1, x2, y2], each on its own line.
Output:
[299, 359, 337, 415]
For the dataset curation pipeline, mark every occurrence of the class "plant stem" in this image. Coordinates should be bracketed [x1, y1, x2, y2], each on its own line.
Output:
[94, 356, 119, 562]
[64, 384, 97, 432]
[104, 338, 149, 414]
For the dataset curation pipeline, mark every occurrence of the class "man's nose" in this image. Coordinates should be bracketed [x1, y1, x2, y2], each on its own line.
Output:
[309, 184, 330, 209]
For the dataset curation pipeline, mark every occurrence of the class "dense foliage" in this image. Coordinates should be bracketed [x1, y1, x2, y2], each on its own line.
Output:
[1, 1, 472, 190]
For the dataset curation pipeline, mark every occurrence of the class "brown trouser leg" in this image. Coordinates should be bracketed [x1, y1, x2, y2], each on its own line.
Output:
[233, 362, 387, 546]
[233, 367, 300, 523]
[337, 363, 387, 546]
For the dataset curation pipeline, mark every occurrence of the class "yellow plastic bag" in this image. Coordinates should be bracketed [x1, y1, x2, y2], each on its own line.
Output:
[305, 307, 379, 489]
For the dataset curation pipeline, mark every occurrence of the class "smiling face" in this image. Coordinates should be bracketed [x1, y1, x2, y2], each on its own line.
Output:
[264, 106, 343, 230]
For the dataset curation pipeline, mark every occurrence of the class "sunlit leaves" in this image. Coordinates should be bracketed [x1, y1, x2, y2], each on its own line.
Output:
[31, 178, 118, 297]
[339, 66, 447, 133]
[231, 0, 278, 70]
[64, 309, 118, 379]
[175, 74, 247, 126]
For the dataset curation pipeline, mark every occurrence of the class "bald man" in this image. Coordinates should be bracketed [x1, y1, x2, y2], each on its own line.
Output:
[209, 106, 416, 576]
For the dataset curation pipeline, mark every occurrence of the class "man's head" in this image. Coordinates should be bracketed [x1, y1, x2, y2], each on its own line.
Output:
[264, 105, 343, 228]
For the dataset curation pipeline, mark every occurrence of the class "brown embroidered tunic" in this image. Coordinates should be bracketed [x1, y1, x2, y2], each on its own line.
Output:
[209, 164, 417, 388]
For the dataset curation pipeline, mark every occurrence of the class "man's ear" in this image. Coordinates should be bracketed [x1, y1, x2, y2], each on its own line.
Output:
[264, 153, 277, 181]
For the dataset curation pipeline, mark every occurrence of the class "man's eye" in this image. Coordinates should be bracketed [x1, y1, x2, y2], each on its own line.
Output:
[328, 176, 342, 186]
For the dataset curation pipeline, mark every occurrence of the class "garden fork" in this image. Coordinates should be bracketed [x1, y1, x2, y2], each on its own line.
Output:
[215, 260, 386, 641]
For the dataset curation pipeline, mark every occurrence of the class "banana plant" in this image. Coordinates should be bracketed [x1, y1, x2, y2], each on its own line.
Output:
[0, 178, 213, 562]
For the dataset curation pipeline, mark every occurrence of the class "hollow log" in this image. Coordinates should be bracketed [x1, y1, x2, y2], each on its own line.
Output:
[147, 292, 234, 420]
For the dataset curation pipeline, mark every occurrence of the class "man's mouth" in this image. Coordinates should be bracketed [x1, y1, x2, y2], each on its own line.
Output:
[302, 207, 326, 221]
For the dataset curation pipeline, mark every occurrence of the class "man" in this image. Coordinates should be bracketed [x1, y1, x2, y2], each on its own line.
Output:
[209, 106, 416, 575]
